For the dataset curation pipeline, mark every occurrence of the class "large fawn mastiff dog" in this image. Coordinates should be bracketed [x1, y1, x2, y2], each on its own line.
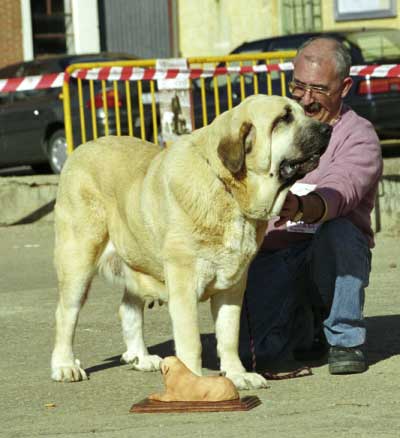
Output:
[51, 95, 331, 389]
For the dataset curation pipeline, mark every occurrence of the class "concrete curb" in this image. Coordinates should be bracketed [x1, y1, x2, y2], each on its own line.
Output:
[0, 170, 399, 233]
[0, 175, 58, 226]
[376, 175, 400, 232]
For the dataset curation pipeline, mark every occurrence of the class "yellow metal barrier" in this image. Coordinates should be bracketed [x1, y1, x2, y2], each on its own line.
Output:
[62, 51, 296, 153]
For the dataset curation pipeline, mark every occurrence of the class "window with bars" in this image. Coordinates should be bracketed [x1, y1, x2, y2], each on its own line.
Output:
[30, 0, 73, 56]
[281, 0, 322, 34]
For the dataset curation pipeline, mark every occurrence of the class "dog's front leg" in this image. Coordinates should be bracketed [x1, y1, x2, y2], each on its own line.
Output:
[211, 277, 268, 390]
[165, 262, 202, 376]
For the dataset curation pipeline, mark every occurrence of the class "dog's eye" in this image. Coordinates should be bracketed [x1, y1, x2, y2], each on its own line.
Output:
[272, 107, 293, 132]
[281, 108, 293, 124]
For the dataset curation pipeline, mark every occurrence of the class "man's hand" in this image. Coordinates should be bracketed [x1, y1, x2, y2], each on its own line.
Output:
[274, 192, 300, 227]
[274, 191, 327, 227]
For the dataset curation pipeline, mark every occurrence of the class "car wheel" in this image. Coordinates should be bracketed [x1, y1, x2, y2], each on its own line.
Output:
[48, 129, 67, 174]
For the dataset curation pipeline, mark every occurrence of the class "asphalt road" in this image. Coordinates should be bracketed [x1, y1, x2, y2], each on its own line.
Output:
[1, 222, 400, 437]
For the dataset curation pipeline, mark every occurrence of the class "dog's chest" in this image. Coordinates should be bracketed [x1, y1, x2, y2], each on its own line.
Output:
[202, 216, 258, 291]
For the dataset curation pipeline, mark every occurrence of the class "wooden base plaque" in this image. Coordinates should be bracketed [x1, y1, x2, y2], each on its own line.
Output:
[130, 395, 261, 413]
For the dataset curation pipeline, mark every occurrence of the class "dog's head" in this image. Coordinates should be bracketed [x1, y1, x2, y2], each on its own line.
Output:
[213, 94, 331, 220]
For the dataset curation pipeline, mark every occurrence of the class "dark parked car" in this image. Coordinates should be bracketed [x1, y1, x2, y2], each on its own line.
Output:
[0, 52, 137, 174]
[228, 28, 400, 140]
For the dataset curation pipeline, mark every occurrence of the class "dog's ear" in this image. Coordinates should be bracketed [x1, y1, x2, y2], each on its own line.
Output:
[161, 362, 169, 375]
[217, 122, 254, 174]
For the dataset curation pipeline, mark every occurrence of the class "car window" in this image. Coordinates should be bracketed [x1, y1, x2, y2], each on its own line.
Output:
[13, 89, 52, 100]
[0, 63, 25, 78]
[191, 57, 258, 91]
[208, 70, 255, 90]
[24, 61, 60, 75]
[233, 41, 268, 53]
[233, 50, 289, 87]
[58, 54, 137, 71]
[268, 37, 309, 51]
[346, 29, 400, 63]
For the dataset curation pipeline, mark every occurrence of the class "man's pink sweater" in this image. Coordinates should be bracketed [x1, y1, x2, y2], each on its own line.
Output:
[264, 106, 383, 249]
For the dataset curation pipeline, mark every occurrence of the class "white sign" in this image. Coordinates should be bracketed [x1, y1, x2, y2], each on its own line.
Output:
[286, 183, 320, 234]
[156, 59, 193, 147]
[156, 58, 190, 91]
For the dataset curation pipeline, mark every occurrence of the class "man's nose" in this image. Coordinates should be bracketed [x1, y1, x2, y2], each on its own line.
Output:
[301, 89, 314, 105]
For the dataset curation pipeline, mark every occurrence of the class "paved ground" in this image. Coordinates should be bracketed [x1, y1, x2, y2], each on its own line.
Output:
[1, 222, 400, 438]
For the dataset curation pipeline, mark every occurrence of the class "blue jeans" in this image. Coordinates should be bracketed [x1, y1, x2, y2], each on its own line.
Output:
[239, 218, 371, 370]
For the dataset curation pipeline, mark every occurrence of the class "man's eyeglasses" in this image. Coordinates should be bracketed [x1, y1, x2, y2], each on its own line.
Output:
[288, 80, 332, 98]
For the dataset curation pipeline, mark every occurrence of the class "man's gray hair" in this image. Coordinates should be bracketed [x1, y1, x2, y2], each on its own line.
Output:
[295, 37, 352, 80]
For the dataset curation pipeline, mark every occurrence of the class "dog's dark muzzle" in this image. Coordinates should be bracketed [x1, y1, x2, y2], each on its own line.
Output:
[279, 153, 321, 180]
[279, 122, 332, 182]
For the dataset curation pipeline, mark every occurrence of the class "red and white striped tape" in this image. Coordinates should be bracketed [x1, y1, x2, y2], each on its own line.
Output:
[70, 62, 295, 82]
[69, 63, 400, 81]
[1, 63, 400, 93]
[0, 72, 64, 93]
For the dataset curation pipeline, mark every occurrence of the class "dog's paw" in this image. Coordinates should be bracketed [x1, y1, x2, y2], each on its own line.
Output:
[225, 372, 268, 390]
[51, 359, 88, 382]
[121, 352, 162, 372]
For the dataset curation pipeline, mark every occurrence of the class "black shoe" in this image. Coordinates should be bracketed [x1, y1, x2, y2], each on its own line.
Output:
[328, 346, 367, 375]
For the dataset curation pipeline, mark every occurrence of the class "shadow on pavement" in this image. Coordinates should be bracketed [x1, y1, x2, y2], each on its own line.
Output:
[11, 199, 56, 225]
[84, 315, 400, 378]
[85, 355, 123, 375]
[148, 333, 220, 370]
[84, 333, 220, 377]
[366, 314, 400, 366]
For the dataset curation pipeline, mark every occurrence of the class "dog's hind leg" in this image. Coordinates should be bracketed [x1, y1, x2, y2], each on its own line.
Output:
[119, 289, 162, 371]
[51, 270, 94, 382]
[51, 232, 100, 382]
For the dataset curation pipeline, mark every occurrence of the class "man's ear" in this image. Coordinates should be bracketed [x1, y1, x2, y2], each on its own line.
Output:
[217, 122, 255, 174]
[341, 76, 353, 98]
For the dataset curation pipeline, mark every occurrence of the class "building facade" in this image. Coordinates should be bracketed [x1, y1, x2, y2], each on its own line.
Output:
[0, 0, 399, 69]
[0, 0, 24, 68]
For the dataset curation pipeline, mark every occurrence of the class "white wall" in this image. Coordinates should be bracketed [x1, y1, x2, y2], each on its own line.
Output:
[178, 0, 281, 57]
[71, 0, 100, 54]
[20, 0, 33, 61]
